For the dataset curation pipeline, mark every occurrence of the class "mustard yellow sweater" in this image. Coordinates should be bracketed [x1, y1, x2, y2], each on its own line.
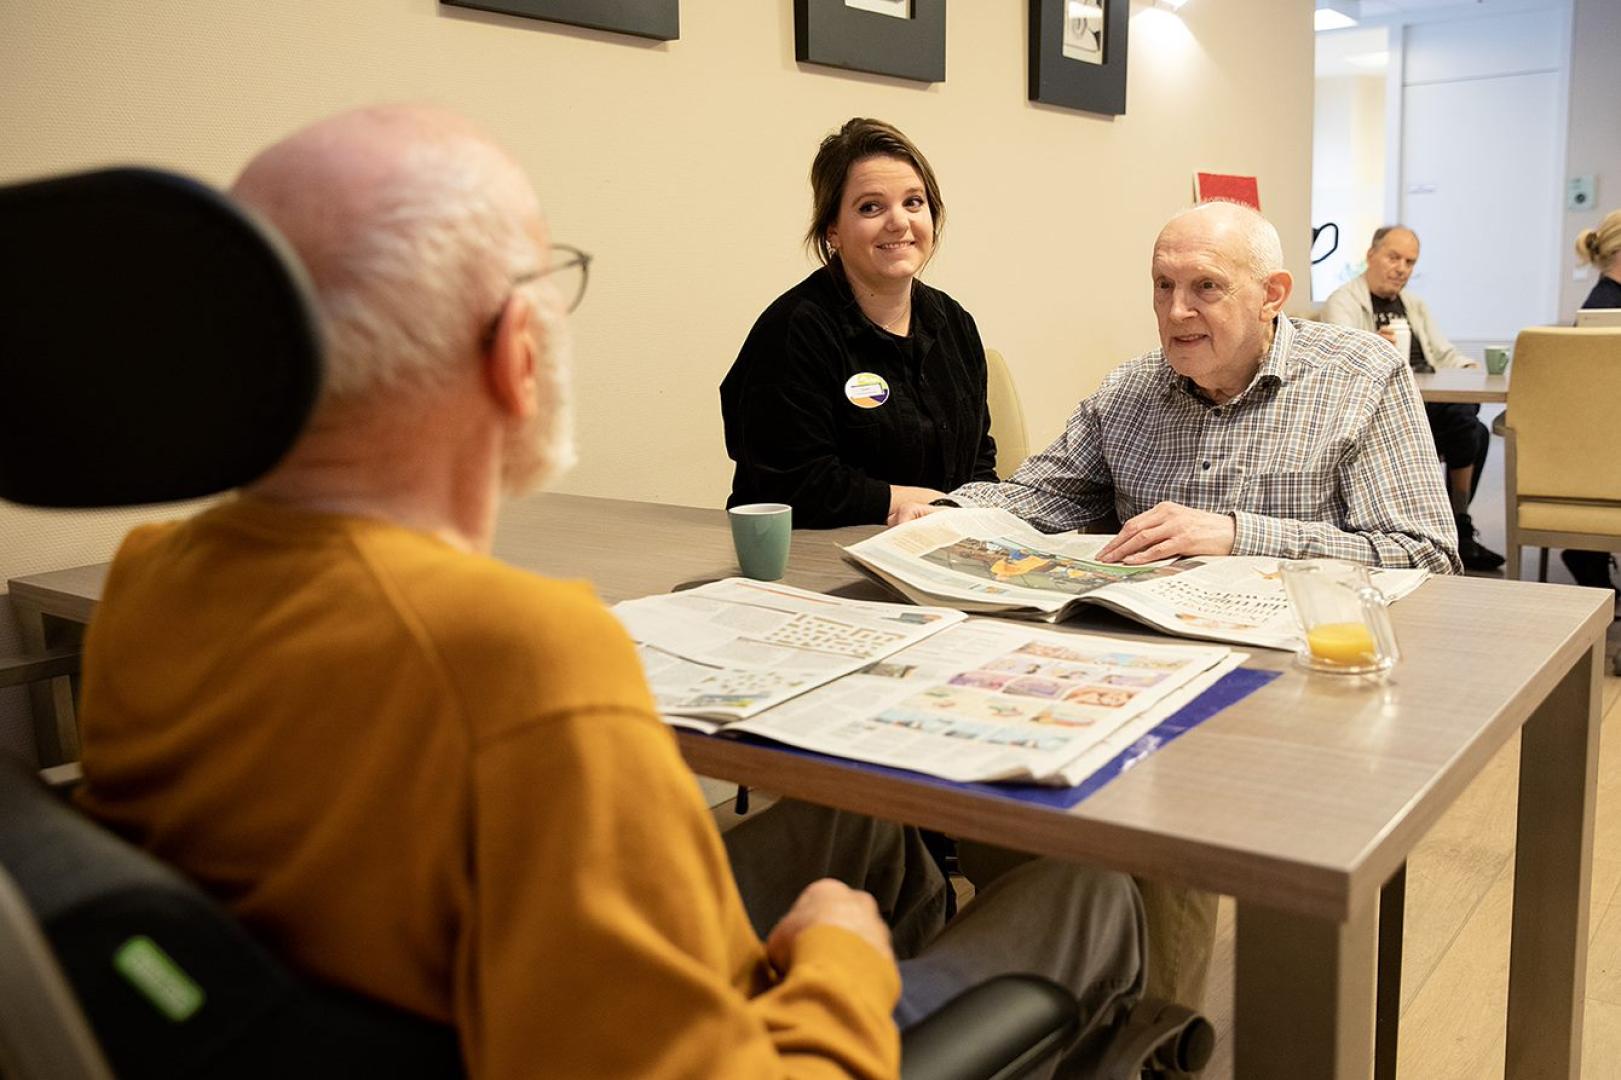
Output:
[76, 499, 899, 1078]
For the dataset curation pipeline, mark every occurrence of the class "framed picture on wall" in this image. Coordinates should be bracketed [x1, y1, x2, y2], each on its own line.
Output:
[794, 0, 947, 84]
[441, 0, 678, 42]
[1028, 0, 1128, 115]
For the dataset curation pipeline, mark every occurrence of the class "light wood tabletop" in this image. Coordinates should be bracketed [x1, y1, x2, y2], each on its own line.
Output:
[1413, 368, 1509, 404]
[8, 491, 1609, 1079]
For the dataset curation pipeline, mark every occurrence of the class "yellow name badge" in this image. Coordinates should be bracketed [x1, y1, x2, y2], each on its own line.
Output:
[844, 372, 891, 409]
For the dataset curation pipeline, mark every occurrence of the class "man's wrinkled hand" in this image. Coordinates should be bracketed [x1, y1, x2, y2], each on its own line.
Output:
[1095, 501, 1236, 564]
[766, 878, 894, 973]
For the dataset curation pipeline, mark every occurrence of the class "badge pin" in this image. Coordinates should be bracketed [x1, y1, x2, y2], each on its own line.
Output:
[844, 372, 890, 409]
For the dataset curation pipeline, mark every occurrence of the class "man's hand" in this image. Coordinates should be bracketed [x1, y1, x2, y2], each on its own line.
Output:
[1095, 501, 1236, 564]
[1376, 326, 1398, 345]
[766, 878, 894, 973]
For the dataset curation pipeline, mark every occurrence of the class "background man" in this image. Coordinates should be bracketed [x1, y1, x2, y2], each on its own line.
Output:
[894, 200, 1460, 1008]
[1320, 224, 1503, 572]
[72, 104, 1145, 1077]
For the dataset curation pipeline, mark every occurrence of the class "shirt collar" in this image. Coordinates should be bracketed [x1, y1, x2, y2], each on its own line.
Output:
[1166, 315, 1292, 408]
[821, 259, 938, 354]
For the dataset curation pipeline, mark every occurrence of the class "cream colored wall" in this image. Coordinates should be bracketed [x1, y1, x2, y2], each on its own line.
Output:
[1311, 74, 1386, 302]
[1560, 0, 1621, 320]
[1, 0, 1312, 529]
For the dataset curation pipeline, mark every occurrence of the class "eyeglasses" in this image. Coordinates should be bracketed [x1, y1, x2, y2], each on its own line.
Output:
[514, 243, 592, 314]
[482, 243, 592, 351]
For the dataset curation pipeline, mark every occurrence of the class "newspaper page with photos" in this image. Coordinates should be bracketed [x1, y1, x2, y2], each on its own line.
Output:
[843, 508, 1427, 651]
[611, 578, 965, 729]
[713, 619, 1241, 785]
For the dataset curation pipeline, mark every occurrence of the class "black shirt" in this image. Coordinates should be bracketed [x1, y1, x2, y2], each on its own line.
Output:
[1581, 274, 1621, 311]
[1368, 293, 1429, 371]
[720, 263, 998, 528]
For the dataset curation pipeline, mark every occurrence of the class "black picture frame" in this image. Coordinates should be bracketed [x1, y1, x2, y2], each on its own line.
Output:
[794, 0, 946, 84]
[1028, 0, 1128, 115]
[441, 0, 678, 41]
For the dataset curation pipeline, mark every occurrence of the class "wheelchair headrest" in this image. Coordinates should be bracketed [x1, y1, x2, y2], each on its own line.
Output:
[0, 167, 322, 508]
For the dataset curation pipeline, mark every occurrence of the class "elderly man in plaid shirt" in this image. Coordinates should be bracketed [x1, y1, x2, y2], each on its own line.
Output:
[893, 199, 1459, 1009]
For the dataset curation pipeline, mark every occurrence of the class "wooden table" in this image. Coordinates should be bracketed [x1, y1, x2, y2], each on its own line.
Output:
[8, 492, 1608, 1079]
[1413, 368, 1509, 403]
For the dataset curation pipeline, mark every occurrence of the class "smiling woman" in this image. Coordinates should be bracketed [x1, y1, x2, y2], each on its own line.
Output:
[719, 118, 1000, 528]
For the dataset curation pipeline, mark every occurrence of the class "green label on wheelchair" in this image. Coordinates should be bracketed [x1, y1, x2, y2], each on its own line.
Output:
[113, 935, 206, 1021]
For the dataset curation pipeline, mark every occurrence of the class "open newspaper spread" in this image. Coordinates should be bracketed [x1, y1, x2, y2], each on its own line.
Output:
[843, 508, 1427, 651]
[612, 578, 966, 722]
[613, 578, 1240, 786]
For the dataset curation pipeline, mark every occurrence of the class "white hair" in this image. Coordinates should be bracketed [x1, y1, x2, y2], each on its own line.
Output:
[235, 107, 542, 405]
[1169, 200, 1285, 281]
[313, 140, 539, 402]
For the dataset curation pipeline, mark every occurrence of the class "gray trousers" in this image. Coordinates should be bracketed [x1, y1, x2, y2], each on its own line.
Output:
[722, 799, 1147, 1076]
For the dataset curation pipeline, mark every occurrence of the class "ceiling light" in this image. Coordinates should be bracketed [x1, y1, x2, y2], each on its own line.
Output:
[1155, 0, 1190, 10]
[1315, 9, 1359, 31]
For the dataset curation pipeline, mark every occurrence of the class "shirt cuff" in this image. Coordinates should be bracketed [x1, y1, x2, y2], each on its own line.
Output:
[1230, 510, 1284, 558]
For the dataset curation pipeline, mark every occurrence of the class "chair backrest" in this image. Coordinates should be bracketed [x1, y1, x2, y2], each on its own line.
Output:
[1505, 326, 1621, 501]
[984, 348, 1030, 478]
[0, 168, 322, 508]
[0, 755, 463, 1079]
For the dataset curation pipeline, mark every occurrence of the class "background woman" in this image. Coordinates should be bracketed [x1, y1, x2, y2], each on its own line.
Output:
[720, 117, 998, 528]
[1562, 208, 1621, 590]
[1577, 208, 1621, 311]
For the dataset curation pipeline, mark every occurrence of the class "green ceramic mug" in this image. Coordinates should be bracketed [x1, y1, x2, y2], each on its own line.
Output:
[728, 503, 792, 580]
[1484, 346, 1511, 375]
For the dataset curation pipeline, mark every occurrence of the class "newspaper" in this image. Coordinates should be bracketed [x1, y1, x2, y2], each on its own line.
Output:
[843, 508, 1427, 651]
[611, 578, 965, 722]
[669, 618, 1239, 786]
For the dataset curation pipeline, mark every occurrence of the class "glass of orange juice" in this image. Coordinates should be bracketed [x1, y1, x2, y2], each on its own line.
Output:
[1280, 559, 1401, 675]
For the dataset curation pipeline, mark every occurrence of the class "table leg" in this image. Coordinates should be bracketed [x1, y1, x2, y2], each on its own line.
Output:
[1375, 861, 1407, 1080]
[1505, 640, 1600, 1079]
[9, 598, 82, 767]
[1236, 896, 1376, 1078]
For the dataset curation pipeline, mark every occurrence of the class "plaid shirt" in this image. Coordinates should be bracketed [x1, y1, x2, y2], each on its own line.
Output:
[951, 317, 1461, 573]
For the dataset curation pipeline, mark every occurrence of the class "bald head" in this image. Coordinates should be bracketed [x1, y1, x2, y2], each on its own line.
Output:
[232, 105, 543, 402]
[1156, 201, 1285, 282]
[1151, 201, 1294, 402]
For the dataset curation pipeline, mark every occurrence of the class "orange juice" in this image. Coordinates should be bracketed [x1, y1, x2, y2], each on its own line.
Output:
[1306, 622, 1378, 666]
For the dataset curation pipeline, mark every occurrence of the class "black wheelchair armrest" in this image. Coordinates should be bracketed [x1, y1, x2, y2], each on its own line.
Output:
[900, 973, 1077, 1080]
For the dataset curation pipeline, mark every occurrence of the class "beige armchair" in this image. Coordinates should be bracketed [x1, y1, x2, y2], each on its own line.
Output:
[984, 348, 1029, 479]
[1502, 326, 1621, 580]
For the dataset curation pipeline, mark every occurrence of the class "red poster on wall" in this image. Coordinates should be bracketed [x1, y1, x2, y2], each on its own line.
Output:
[1193, 172, 1261, 211]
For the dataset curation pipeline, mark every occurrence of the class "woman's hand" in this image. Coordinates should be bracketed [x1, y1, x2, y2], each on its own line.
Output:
[886, 485, 945, 527]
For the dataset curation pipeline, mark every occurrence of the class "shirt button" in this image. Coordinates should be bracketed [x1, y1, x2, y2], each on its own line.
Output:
[1211, 408, 1222, 418]
[1201, 460, 1212, 470]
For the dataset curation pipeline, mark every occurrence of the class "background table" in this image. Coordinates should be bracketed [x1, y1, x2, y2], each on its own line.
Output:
[8, 492, 1608, 1079]
[1413, 368, 1509, 403]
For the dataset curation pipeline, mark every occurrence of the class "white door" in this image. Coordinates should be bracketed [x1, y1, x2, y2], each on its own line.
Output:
[1397, 11, 1566, 343]
[1400, 72, 1563, 341]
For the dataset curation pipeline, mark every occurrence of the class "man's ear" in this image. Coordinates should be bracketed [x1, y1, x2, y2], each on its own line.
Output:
[484, 291, 538, 420]
[1261, 269, 1293, 319]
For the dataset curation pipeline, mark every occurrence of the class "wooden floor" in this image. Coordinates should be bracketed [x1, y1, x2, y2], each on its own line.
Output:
[1198, 617, 1621, 1078]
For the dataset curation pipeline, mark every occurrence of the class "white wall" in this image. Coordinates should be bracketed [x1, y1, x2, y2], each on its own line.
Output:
[1559, 0, 1621, 319]
[1311, 72, 1387, 302]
